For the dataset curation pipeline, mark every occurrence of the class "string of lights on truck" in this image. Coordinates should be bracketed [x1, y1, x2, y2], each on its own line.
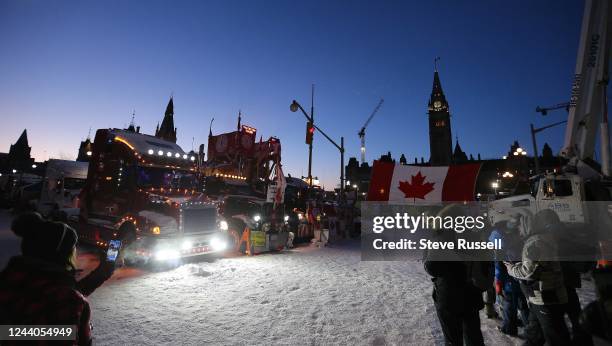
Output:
[146, 148, 195, 161]
[113, 136, 197, 161]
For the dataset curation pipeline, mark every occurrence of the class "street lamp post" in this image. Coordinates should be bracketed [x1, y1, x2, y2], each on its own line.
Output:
[290, 99, 345, 201]
[530, 120, 567, 175]
[290, 86, 315, 188]
[530, 124, 540, 175]
[308, 86, 314, 188]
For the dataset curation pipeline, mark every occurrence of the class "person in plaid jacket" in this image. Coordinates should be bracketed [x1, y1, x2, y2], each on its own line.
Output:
[0, 212, 115, 345]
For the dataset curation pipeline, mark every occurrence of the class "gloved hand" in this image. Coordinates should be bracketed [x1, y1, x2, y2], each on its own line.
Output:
[95, 251, 117, 280]
[76, 251, 116, 296]
[495, 279, 503, 296]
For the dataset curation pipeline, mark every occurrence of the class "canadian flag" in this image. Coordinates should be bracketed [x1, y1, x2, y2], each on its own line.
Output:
[367, 161, 481, 202]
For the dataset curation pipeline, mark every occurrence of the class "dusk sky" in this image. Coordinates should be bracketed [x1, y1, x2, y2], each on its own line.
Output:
[0, 0, 592, 188]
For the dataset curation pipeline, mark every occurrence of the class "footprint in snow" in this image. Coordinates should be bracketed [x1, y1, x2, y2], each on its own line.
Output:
[193, 270, 212, 277]
[372, 335, 386, 346]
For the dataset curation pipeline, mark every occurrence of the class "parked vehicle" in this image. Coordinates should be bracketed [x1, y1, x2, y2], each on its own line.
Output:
[37, 159, 88, 218]
[217, 194, 289, 253]
[73, 128, 229, 265]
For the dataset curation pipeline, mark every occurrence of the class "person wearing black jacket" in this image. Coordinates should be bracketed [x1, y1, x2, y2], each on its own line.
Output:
[424, 260, 485, 346]
[424, 205, 485, 346]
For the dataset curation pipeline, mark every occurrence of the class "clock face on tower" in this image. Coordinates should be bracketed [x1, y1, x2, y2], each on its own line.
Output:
[433, 100, 442, 110]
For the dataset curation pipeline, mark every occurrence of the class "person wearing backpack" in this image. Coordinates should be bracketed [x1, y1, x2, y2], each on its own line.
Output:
[505, 209, 570, 346]
[424, 204, 485, 346]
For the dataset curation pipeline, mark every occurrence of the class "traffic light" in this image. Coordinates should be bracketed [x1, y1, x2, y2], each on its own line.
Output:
[305, 122, 314, 145]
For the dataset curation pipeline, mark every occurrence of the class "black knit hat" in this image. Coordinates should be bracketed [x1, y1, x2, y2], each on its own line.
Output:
[11, 212, 78, 265]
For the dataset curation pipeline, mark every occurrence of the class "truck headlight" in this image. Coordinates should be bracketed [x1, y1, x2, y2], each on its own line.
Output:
[284, 215, 289, 222]
[210, 237, 227, 251]
[181, 240, 193, 250]
[219, 220, 228, 231]
[253, 214, 261, 222]
[155, 249, 180, 261]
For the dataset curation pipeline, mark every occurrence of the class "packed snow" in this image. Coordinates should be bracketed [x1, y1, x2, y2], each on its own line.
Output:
[0, 210, 596, 345]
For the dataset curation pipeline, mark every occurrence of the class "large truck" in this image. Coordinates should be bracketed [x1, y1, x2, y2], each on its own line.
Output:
[488, 0, 612, 242]
[37, 159, 88, 218]
[203, 122, 291, 252]
[73, 128, 229, 264]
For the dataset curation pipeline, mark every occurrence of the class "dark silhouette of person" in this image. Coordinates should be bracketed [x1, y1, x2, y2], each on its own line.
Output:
[0, 212, 115, 345]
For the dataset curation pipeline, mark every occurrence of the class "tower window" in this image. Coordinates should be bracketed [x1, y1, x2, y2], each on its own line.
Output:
[434, 120, 445, 127]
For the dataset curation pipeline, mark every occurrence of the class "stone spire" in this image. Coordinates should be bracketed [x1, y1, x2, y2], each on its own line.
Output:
[155, 97, 177, 143]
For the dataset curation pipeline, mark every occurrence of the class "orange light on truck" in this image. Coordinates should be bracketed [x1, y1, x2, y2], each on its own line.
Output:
[152, 226, 161, 235]
[114, 136, 135, 151]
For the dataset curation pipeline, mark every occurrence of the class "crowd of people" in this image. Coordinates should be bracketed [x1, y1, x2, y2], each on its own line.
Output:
[0, 205, 604, 345]
[425, 205, 597, 346]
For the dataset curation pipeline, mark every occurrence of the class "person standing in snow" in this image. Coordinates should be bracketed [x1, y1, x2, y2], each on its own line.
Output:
[561, 260, 594, 346]
[555, 223, 595, 346]
[505, 209, 570, 346]
[488, 220, 529, 336]
[0, 212, 116, 346]
[424, 204, 485, 346]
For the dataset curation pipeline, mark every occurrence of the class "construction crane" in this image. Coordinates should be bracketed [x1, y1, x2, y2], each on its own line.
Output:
[358, 98, 384, 164]
[535, 102, 571, 115]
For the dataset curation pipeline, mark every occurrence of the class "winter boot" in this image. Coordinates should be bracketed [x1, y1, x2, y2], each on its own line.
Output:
[485, 303, 499, 319]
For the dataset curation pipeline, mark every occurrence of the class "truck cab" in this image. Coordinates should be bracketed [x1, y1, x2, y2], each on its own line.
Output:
[75, 128, 228, 264]
[488, 173, 587, 226]
[37, 159, 88, 218]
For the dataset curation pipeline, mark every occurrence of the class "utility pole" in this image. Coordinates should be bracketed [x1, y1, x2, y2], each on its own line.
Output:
[530, 124, 540, 175]
[530, 120, 567, 174]
[340, 136, 344, 200]
[290, 96, 345, 202]
[308, 84, 314, 188]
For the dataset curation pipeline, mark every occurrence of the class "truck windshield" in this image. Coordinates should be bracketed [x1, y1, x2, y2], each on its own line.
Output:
[136, 167, 197, 190]
[543, 179, 573, 197]
[64, 178, 86, 190]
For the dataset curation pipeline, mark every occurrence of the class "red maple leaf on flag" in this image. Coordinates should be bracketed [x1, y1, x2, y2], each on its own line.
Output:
[398, 171, 435, 199]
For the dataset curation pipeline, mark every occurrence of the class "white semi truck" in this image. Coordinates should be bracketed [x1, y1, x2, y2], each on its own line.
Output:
[37, 159, 88, 218]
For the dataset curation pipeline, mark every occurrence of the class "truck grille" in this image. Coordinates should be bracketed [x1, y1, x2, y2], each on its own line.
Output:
[181, 207, 217, 234]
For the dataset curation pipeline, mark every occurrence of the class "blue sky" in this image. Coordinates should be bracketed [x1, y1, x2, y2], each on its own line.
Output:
[0, 0, 589, 188]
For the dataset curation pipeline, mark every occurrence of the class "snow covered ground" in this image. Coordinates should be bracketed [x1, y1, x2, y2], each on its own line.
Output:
[0, 209, 597, 345]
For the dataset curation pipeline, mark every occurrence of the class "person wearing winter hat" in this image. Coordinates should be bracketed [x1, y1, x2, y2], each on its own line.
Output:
[506, 209, 570, 346]
[424, 204, 485, 346]
[0, 212, 116, 346]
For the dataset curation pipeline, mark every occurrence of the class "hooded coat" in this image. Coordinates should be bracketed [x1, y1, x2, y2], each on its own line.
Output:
[506, 209, 567, 305]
